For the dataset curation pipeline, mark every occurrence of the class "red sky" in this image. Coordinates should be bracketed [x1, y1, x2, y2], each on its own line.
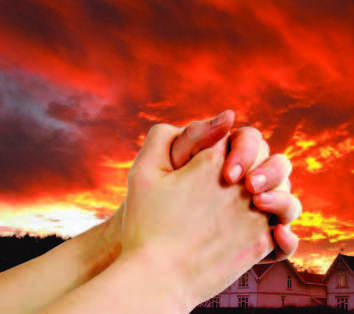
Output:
[0, 0, 353, 274]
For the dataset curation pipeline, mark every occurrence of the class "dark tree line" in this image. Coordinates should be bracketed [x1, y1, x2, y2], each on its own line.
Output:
[0, 236, 351, 313]
[0, 234, 67, 272]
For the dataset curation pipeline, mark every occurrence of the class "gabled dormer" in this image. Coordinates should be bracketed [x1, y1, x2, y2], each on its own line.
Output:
[323, 253, 354, 311]
[323, 253, 354, 288]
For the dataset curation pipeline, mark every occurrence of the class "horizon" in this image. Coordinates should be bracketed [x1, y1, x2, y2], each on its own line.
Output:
[0, 233, 349, 275]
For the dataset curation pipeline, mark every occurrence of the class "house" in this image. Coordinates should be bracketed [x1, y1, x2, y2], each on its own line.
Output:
[198, 259, 327, 309]
[323, 254, 354, 312]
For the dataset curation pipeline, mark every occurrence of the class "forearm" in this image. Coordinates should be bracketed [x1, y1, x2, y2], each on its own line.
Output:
[0, 203, 125, 314]
[40, 244, 194, 314]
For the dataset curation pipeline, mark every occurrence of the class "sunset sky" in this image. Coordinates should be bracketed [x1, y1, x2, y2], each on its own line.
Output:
[0, 0, 353, 274]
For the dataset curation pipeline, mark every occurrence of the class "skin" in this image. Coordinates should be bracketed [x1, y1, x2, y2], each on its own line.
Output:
[0, 111, 301, 313]
[41, 121, 299, 313]
[170, 109, 301, 262]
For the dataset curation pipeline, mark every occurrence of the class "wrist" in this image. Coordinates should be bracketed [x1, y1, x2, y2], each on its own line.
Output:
[71, 201, 125, 282]
[39, 239, 193, 314]
[115, 242, 196, 314]
[99, 201, 125, 261]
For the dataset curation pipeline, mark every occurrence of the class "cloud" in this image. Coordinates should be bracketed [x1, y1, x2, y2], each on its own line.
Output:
[0, 0, 353, 271]
[0, 70, 103, 201]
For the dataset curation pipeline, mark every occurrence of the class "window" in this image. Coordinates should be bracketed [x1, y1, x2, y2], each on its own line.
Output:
[336, 297, 349, 311]
[287, 275, 292, 289]
[239, 272, 249, 287]
[337, 271, 348, 287]
[281, 296, 286, 308]
[238, 296, 249, 308]
[210, 296, 220, 308]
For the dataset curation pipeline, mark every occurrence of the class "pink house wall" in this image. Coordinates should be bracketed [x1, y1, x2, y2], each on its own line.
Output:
[327, 270, 354, 311]
[203, 255, 354, 309]
[218, 269, 258, 308]
[215, 262, 326, 308]
[257, 262, 326, 308]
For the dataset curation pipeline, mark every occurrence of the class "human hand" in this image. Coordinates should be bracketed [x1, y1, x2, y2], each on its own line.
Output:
[170, 110, 301, 263]
[104, 110, 301, 266]
[119, 123, 277, 308]
[40, 121, 291, 314]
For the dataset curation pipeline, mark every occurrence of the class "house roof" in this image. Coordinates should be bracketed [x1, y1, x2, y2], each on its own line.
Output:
[340, 254, 354, 271]
[251, 260, 325, 286]
[251, 260, 305, 283]
[298, 272, 326, 285]
[323, 253, 354, 282]
[251, 263, 274, 278]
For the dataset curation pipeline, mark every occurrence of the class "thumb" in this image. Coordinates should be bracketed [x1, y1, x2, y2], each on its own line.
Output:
[171, 109, 235, 169]
[133, 123, 183, 178]
[175, 132, 230, 180]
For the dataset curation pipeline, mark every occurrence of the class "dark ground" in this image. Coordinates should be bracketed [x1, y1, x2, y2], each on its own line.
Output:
[191, 306, 351, 313]
[0, 234, 66, 272]
[0, 236, 352, 313]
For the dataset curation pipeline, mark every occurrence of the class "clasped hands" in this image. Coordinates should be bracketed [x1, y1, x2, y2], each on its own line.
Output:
[110, 110, 300, 311]
[36, 109, 301, 314]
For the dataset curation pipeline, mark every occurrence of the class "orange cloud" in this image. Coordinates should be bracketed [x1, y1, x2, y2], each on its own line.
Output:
[0, 0, 353, 271]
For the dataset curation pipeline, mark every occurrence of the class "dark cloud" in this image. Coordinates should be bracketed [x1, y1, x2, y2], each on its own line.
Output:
[0, 112, 96, 198]
[300, 104, 354, 135]
[47, 101, 79, 122]
[278, 0, 354, 27]
[0, 0, 84, 64]
[0, 0, 353, 267]
[0, 70, 100, 199]
[79, 0, 129, 28]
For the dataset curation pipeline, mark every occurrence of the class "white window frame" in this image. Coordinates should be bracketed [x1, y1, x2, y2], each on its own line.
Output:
[336, 296, 349, 311]
[337, 271, 348, 288]
[287, 275, 292, 289]
[238, 272, 249, 287]
[210, 296, 220, 308]
[238, 296, 249, 308]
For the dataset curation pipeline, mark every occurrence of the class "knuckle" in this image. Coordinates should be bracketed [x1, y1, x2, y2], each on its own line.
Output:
[238, 126, 263, 142]
[184, 121, 203, 141]
[273, 154, 293, 174]
[148, 123, 170, 139]
[200, 150, 223, 166]
[209, 151, 223, 165]
[187, 121, 200, 135]
[128, 163, 152, 187]
[183, 123, 198, 144]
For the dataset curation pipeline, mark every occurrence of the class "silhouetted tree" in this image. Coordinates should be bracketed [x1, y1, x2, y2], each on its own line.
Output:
[0, 234, 67, 272]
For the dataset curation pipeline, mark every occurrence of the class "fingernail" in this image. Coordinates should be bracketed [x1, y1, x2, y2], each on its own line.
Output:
[229, 164, 242, 182]
[259, 192, 273, 203]
[251, 174, 267, 192]
[210, 111, 228, 127]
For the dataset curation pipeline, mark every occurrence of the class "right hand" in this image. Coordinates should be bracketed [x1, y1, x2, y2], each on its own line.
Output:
[119, 123, 275, 309]
[170, 110, 301, 263]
